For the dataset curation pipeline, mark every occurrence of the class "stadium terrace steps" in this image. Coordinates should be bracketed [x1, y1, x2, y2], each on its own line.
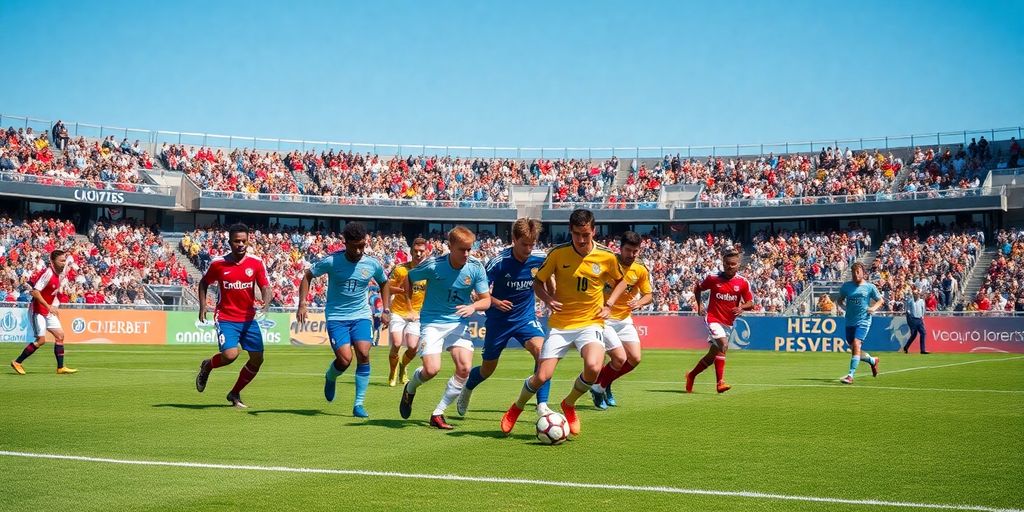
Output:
[612, 160, 632, 189]
[164, 237, 205, 285]
[858, 250, 877, 270]
[960, 247, 996, 309]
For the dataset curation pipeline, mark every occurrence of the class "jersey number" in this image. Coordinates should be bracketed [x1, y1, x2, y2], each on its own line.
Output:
[576, 277, 589, 292]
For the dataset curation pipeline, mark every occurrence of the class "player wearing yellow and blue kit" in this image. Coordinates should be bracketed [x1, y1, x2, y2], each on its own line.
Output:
[399, 226, 491, 430]
[836, 262, 883, 384]
[298, 222, 391, 418]
[456, 218, 551, 417]
[386, 238, 428, 387]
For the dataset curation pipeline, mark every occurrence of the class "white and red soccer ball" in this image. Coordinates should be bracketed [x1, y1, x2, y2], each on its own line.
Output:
[536, 412, 568, 445]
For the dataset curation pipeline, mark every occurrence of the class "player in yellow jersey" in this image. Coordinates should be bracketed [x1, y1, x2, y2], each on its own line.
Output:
[500, 209, 630, 437]
[589, 231, 653, 409]
[387, 238, 428, 386]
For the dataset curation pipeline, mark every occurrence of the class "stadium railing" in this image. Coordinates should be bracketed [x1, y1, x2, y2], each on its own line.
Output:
[672, 186, 998, 210]
[196, 189, 511, 209]
[0, 170, 173, 196]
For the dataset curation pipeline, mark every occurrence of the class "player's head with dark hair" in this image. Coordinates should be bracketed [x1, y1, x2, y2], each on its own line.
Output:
[227, 223, 250, 259]
[343, 222, 368, 261]
[568, 209, 596, 254]
[619, 231, 642, 266]
[448, 226, 476, 267]
[569, 208, 594, 229]
[721, 246, 741, 278]
[511, 217, 542, 261]
[851, 261, 866, 283]
[410, 237, 428, 264]
[49, 249, 68, 272]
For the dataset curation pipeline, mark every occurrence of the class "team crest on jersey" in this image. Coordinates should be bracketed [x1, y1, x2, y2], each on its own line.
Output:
[361, 269, 370, 278]
[463, 276, 472, 285]
[245, 268, 254, 277]
[530, 267, 538, 278]
[591, 263, 601, 275]
[733, 285, 740, 292]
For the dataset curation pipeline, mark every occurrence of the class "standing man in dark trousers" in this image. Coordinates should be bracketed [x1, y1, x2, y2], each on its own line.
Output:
[903, 287, 929, 354]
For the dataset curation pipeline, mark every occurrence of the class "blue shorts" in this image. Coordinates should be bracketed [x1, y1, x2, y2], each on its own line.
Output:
[327, 319, 373, 351]
[482, 320, 545, 361]
[845, 323, 870, 344]
[217, 320, 264, 353]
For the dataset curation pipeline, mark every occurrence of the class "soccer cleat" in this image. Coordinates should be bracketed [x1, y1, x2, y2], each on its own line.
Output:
[399, 385, 415, 419]
[56, 367, 78, 374]
[500, 403, 523, 435]
[605, 384, 617, 406]
[870, 357, 879, 377]
[536, 402, 553, 416]
[226, 392, 248, 408]
[387, 365, 399, 387]
[324, 371, 337, 403]
[352, 404, 369, 418]
[456, 387, 473, 417]
[398, 363, 409, 385]
[716, 380, 731, 393]
[684, 371, 695, 393]
[840, 375, 854, 385]
[921, 351, 930, 355]
[195, 359, 211, 392]
[561, 400, 580, 436]
[430, 414, 454, 430]
[590, 388, 608, 410]
[10, 361, 26, 375]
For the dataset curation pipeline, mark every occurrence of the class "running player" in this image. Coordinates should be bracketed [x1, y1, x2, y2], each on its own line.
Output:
[836, 262, 882, 384]
[386, 237, 428, 387]
[10, 250, 76, 375]
[590, 231, 653, 409]
[500, 209, 629, 436]
[456, 218, 550, 417]
[298, 222, 390, 418]
[685, 247, 754, 394]
[398, 226, 490, 430]
[194, 224, 273, 408]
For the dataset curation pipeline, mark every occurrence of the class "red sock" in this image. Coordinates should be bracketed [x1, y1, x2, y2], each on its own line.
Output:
[714, 355, 726, 382]
[230, 365, 258, 394]
[209, 353, 229, 369]
[596, 364, 619, 388]
[690, 354, 715, 376]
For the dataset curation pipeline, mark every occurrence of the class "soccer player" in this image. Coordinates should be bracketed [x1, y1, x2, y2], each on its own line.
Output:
[590, 231, 653, 409]
[836, 262, 882, 384]
[10, 250, 76, 375]
[500, 209, 629, 436]
[456, 218, 550, 417]
[297, 222, 390, 418]
[194, 223, 273, 408]
[398, 226, 490, 430]
[684, 247, 754, 394]
[386, 237, 428, 387]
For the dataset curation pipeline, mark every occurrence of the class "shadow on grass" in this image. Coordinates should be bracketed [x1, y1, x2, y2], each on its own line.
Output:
[446, 429, 535, 441]
[646, 389, 688, 394]
[152, 403, 231, 410]
[344, 418, 427, 429]
[793, 377, 841, 383]
[247, 409, 340, 417]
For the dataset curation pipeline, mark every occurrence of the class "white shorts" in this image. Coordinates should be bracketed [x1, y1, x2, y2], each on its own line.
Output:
[388, 315, 421, 342]
[706, 321, 733, 342]
[32, 313, 62, 338]
[540, 325, 604, 360]
[602, 317, 641, 351]
[418, 321, 474, 357]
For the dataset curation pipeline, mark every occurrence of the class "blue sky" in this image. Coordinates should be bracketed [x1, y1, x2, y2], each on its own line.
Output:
[2, 0, 1022, 150]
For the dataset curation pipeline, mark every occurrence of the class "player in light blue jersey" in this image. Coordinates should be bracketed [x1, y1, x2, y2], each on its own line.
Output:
[298, 223, 390, 417]
[836, 262, 883, 384]
[457, 218, 552, 417]
[398, 226, 491, 430]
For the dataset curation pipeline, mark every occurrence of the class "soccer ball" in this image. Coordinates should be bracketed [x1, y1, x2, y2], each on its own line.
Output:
[536, 412, 569, 445]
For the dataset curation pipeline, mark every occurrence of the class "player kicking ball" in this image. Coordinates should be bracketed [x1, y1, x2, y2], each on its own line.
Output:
[836, 262, 882, 384]
[386, 237, 428, 387]
[500, 209, 629, 437]
[11, 250, 76, 375]
[457, 218, 551, 417]
[298, 222, 391, 418]
[399, 227, 490, 430]
[685, 247, 754, 394]
[590, 231, 653, 409]
[194, 224, 273, 408]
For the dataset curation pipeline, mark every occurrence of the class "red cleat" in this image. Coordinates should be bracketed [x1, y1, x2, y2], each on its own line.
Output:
[560, 400, 580, 436]
[684, 371, 695, 393]
[870, 357, 879, 377]
[716, 381, 731, 393]
[430, 414, 454, 430]
[500, 404, 523, 435]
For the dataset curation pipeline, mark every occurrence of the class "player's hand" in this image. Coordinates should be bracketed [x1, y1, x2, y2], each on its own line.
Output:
[596, 305, 611, 320]
[455, 304, 475, 318]
[391, 286, 406, 294]
[198, 309, 207, 323]
[381, 311, 391, 327]
[627, 299, 641, 311]
[546, 300, 563, 312]
[296, 303, 307, 323]
[49, 303, 59, 315]
[731, 306, 743, 316]
[411, 313, 420, 322]
[493, 298, 513, 312]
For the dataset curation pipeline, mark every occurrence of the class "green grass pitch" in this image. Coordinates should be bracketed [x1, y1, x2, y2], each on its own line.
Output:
[1, 345, 1021, 512]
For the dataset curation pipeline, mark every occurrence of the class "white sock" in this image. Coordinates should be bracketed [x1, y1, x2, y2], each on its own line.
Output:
[406, 367, 425, 394]
[432, 375, 466, 416]
[591, 383, 606, 393]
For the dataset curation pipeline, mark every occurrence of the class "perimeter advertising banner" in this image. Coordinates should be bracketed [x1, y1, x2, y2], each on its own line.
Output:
[66, 309, 167, 344]
[165, 311, 290, 346]
[0, 308, 31, 343]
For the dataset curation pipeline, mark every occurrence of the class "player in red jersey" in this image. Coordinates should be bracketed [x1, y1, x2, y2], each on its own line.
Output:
[10, 250, 76, 375]
[193, 224, 273, 408]
[685, 247, 754, 393]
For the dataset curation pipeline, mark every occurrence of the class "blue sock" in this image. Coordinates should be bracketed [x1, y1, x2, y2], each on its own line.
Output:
[465, 366, 485, 390]
[534, 362, 551, 404]
[326, 360, 347, 381]
[354, 363, 370, 406]
[848, 356, 860, 377]
[860, 353, 875, 365]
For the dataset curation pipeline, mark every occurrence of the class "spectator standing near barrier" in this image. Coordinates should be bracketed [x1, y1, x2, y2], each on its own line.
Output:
[902, 287, 928, 354]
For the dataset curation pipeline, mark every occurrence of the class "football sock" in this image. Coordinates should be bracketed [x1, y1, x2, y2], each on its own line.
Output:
[230, 364, 258, 394]
[514, 378, 538, 409]
[406, 367, 425, 394]
[354, 363, 370, 406]
[690, 353, 715, 377]
[326, 359, 348, 381]
[594, 362, 620, 391]
[596, 361, 636, 391]
[564, 374, 593, 405]
[15, 343, 38, 363]
[860, 352, 875, 365]
[388, 352, 399, 374]
[432, 375, 466, 416]
[465, 366, 485, 390]
[535, 362, 551, 405]
[209, 353, 230, 369]
[714, 355, 726, 382]
[401, 348, 417, 366]
[54, 343, 64, 368]
[848, 356, 860, 377]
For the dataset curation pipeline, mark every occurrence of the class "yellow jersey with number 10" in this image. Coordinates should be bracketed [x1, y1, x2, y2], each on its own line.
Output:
[535, 243, 624, 330]
[607, 260, 652, 321]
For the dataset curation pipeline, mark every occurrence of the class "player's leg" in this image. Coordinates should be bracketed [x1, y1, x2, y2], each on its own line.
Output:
[387, 316, 406, 386]
[432, 345, 473, 428]
[561, 332, 605, 435]
[856, 323, 879, 376]
[591, 324, 625, 409]
[523, 336, 552, 415]
[398, 321, 420, 384]
[841, 329, 862, 384]
[196, 321, 241, 393]
[351, 337, 373, 417]
[686, 323, 723, 393]
[324, 321, 354, 402]
[599, 324, 643, 405]
[12, 314, 47, 374]
[502, 356, 558, 435]
[400, 323, 444, 419]
[460, 328, 507, 415]
[226, 321, 264, 408]
[711, 338, 730, 393]
[50, 325, 75, 373]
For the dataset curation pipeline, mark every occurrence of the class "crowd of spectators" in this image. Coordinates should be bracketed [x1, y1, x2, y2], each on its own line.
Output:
[899, 144, 988, 197]
[970, 228, 1024, 312]
[871, 226, 982, 312]
[160, 145, 303, 196]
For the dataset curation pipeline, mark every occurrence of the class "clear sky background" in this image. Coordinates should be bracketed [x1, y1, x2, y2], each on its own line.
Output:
[1, 0, 1022, 149]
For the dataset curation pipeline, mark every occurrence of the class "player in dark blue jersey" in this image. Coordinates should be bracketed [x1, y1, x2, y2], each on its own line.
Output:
[457, 218, 553, 416]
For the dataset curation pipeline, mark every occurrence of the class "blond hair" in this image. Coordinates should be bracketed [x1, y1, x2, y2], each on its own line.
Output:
[448, 226, 476, 246]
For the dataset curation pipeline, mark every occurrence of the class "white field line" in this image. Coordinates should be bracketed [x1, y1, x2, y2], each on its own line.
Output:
[879, 356, 1024, 375]
[0, 450, 1019, 512]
